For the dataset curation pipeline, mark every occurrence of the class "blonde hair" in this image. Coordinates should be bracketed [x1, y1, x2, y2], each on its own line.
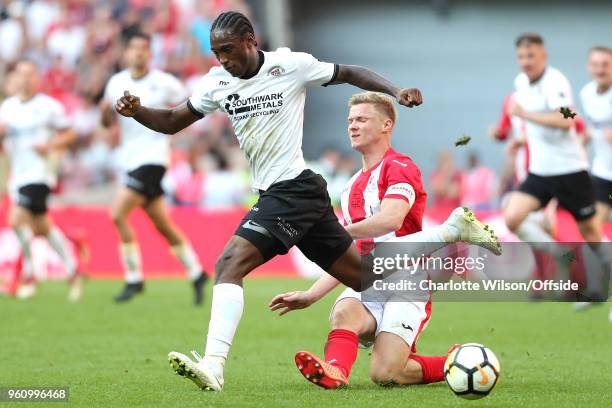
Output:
[348, 92, 396, 125]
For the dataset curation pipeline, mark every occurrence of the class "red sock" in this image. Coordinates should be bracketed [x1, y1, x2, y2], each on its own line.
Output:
[324, 329, 359, 378]
[409, 354, 446, 383]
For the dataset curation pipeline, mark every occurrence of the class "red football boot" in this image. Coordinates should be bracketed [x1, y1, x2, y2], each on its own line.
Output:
[295, 351, 347, 389]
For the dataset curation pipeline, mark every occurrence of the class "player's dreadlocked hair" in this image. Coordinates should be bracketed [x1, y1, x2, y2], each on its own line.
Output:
[210, 11, 255, 38]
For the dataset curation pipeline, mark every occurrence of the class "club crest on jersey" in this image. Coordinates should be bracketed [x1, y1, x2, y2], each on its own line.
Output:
[268, 66, 285, 77]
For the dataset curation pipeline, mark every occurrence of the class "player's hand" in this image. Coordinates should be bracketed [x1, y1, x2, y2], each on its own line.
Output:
[487, 125, 503, 140]
[115, 91, 141, 117]
[604, 128, 612, 143]
[396, 88, 422, 108]
[269, 291, 314, 316]
[507, 100, 525, 118]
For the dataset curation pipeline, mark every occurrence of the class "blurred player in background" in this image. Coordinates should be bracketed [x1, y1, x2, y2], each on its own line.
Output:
[503, 33, 610, 298]
[0, 60, 82, 301]
[577, 46, 612, 313]
[101, 33, 208, 304]
[269, 92, 500, 389]
[580, 46, 612, 228]
[490, 94, 563, 300]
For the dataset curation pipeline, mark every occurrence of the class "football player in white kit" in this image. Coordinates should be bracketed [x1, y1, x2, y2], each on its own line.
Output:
[0, 60, 82, 301]
[101, 33, 208, 304]
[577, 46, 612, 314]
[504, 34, 610, 298]
[269, 92, 500, 389]
[114, 11, 428, 391]
[116, 12, 502, 391]
[580, 47, 612, 228]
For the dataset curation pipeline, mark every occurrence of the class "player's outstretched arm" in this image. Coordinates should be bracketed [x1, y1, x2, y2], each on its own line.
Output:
[507, 99, 572, 130]
[329, 65, 423, 108]
[49, 128, 78, 150]
[115, 91, 200, 135]
[269, 273, 341, 316]
[345, 198, 411, 240]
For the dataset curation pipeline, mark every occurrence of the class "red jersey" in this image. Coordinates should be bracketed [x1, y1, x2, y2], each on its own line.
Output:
[340, 148, 426, 254]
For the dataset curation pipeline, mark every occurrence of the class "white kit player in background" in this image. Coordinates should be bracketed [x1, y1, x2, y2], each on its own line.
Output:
[101, 32, 208, 304]
[0, 60, 82, 301]
[504, 33, 610, 302]
[577, 46, 612, 315]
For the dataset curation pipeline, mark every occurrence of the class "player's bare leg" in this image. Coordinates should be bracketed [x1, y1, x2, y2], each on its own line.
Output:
[295, 298, 375, 389]
[169, 236, 265, 391]
[325, 245, 366, 291]
[9, 206, 36, 299]
[504, 191, 542, 235]
[29, 213, 82, 302]
[111, 187, 146, 302]
[505, 191, 575, 295]
[595, 202, 610, 226]
[143, 197, 208, 304]
[574, 215, 610, 310]
[370, 332, 419, 385]
[370, 333, 458, 387]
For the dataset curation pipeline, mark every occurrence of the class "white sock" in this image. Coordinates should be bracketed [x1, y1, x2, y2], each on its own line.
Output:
[47, 227, 77, 278]
[14, 226, 33, 279]
[119, 242, 143, 284]
[392, 225, 453, 256]
[170, 243, 202, 280]
[204, 283, 244, 368]
[516, 217, 567, 258]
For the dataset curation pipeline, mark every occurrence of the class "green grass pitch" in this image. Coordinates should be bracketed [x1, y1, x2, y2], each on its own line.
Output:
[1, 278, 610, 407]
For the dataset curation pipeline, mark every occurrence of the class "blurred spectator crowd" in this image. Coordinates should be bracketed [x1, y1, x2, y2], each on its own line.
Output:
[0, 1, 513, 211]
[0, 0, 260, 208]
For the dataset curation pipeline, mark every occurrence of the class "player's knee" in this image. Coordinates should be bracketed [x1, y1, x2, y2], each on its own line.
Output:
[152, 220, 173, 238]
[503, 211, 522, 232]
[369, 362, 402, 386]
[110, 210, 127, 227]
[214, 246, 253, 283]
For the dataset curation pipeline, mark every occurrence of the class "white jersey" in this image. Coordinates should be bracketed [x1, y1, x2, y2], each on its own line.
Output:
[580, 81, 612, 181]
[104, 69, 186, 172]
[189, 48, 336, 191]
[513, 66, 588, 176]
[0, 93, 70, 190]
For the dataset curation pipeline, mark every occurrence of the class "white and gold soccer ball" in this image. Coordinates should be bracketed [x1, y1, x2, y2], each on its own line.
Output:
[444, 343, 500, 399]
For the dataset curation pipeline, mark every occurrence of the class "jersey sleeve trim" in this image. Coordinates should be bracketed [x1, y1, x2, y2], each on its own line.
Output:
[187, 99, 205, 118]
[384, 182, 416, 207]
[322, 64, 339, 87]
[383, 194, 411, 204]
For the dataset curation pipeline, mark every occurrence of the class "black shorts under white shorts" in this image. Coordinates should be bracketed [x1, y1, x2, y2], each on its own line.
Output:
[235, 169, 354, 271]
[16, 184, 51, 215]
[592, 175, 612, 205]
[125, 165, 166, 201]
[518, 171, 596, 221]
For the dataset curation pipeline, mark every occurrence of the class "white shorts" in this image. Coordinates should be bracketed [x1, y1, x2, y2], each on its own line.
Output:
[330, 287, 432, 352]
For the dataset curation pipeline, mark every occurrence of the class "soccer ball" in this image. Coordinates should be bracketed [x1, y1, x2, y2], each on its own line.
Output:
[444, 343, 500, 399]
